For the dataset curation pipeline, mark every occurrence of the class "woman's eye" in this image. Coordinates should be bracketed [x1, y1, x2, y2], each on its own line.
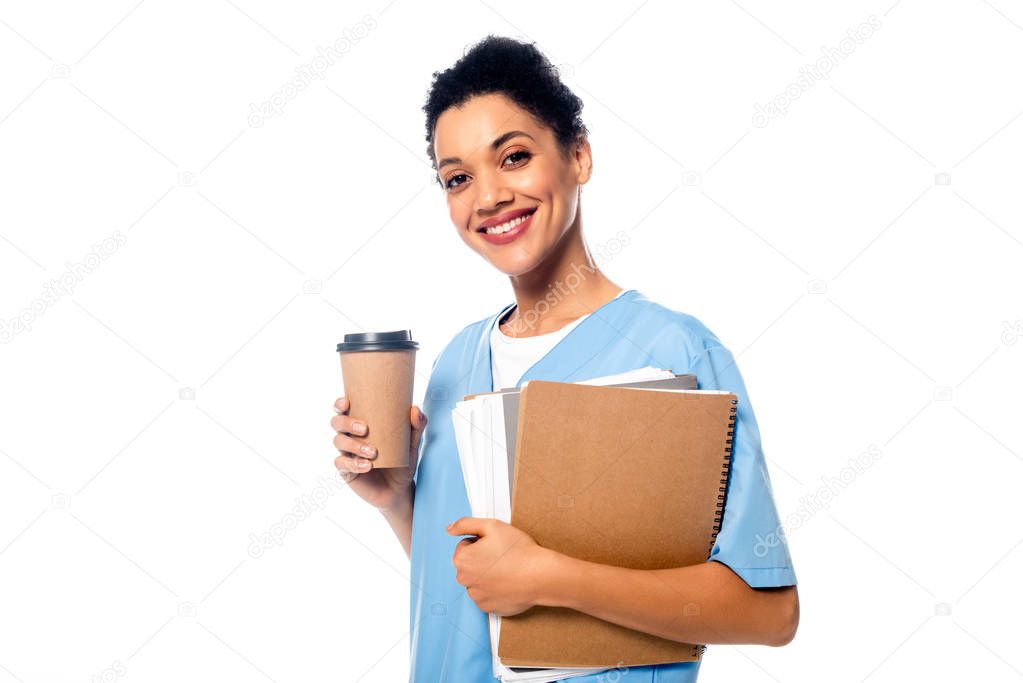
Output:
[444, 153, 528, 190]
[503, 150, 531, 166]
[445, 174, 468, 190]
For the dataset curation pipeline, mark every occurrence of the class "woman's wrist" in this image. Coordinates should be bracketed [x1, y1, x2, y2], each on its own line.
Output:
[380, 483, 414, 519]
[532, 546, 580, 609]
[379, 483, 415, 558]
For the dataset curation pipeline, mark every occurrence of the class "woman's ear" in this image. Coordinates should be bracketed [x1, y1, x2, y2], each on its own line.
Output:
[573, 136, 593, 185]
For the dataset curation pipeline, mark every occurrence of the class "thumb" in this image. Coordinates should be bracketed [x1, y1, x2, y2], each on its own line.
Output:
[446, 516, 490, 537]
[410, 406, 427, 451]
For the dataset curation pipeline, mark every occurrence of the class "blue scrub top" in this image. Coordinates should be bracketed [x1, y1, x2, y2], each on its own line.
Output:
[410, 289, 797, 682]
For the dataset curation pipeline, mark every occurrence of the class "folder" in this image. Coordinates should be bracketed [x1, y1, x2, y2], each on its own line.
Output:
[496, 381, 738, 668]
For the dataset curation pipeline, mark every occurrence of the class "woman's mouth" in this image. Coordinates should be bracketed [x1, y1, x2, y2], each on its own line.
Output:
[476, 208, 536, 245]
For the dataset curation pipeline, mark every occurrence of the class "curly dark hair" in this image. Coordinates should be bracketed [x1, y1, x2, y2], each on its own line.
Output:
[422, 35, 588, 179]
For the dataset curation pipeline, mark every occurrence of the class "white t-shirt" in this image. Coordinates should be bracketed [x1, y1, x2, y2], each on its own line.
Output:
[489, 290, 626, 390]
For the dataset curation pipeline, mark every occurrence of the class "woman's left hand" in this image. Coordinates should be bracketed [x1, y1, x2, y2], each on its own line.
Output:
[446, 517, 551, 616]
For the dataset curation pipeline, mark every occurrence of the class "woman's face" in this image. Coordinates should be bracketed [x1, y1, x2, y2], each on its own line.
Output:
[433, 93, 591, 276]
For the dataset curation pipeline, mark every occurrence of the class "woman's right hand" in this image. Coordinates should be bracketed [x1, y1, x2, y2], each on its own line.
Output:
[331, 396, 427, 512]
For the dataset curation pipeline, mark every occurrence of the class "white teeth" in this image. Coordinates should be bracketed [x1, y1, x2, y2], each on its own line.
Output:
[483, 212, 531, 234]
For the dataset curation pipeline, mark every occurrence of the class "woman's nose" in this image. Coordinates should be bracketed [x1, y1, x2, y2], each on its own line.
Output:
[474, 171, 511, 211]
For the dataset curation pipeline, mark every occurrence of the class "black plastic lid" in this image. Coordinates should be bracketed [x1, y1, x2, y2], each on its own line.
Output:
[337, 330, 418, 353]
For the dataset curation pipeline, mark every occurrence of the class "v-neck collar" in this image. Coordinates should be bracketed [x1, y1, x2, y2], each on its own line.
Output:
[492, 301, 594, 344]
[466, 288, 642, 395]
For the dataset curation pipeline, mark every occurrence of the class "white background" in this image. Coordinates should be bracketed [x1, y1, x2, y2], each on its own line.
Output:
[1, 1, 1022, 681]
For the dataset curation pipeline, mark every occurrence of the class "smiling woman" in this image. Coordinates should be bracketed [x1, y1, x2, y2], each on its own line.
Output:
[329, 34, 799, 683]
[423, 38, 605, 294]
[435, 95, 591, 275]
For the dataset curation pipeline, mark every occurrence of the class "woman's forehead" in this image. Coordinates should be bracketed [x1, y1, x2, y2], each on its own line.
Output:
[434, 94, 546, 159]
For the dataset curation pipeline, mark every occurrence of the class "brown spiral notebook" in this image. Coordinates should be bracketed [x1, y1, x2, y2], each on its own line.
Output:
[497, 380, 738, 668]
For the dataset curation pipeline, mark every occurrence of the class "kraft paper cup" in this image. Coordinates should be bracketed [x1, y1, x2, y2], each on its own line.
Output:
[337, 330, 418, 468]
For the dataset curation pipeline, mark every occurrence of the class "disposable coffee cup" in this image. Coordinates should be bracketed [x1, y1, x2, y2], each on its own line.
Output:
[337, 330, 418, 468]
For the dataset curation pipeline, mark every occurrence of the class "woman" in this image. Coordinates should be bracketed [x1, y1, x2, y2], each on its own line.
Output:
[331, 35, 799, 682]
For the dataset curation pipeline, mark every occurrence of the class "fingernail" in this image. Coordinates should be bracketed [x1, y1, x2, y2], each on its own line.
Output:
[358, 459, 371, 470]
[361, 444, 376, 457]
[353, 422, 367, 435]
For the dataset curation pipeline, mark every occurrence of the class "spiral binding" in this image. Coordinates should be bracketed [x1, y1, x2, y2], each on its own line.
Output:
[705, 398, 737, 558]
[691, 397, 738, 661]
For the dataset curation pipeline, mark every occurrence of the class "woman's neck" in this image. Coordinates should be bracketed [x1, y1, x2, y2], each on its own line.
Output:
[502, 214, 623, 338]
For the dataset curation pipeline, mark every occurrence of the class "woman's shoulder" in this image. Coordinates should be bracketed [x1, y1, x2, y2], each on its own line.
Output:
[628, 291, 729, 360]
[425, 308, 501, 376]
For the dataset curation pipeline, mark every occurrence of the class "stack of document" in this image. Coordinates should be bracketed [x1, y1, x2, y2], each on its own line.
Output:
[452, 367, 698, 682]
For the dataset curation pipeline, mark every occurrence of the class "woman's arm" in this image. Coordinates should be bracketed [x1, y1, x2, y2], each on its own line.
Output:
[380, 483, 415, 558]
[448, 518, 798, 647]
[333, 399, 426, 560]
[536, 547, 799, 646]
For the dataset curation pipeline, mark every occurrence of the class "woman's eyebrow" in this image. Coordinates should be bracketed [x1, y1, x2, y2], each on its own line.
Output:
[437, 130, 536, 169]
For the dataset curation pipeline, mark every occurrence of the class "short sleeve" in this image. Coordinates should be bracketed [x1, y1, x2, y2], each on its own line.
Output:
[688, 344, 797, 588]
[413, 352, 443, 487]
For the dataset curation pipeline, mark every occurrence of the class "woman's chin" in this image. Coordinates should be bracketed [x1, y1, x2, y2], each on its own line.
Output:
[486, 250, 543, 277]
